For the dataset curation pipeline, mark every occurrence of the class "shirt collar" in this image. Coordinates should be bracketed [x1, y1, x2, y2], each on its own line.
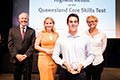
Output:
[67, 32, 80, 38]
[86, 29, 100, 35]
[20, 25, 27, 30]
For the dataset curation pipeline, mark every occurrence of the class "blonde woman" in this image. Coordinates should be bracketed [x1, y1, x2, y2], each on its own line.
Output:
[84, 15, 107, 80]
[34, 17, 59, 80]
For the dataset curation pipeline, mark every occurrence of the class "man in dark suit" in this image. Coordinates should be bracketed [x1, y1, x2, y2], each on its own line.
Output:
[8, 12, 36, 80]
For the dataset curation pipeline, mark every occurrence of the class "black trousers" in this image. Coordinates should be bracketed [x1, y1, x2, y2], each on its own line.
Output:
[13, 60, 32, 80]
[84, 62, 104, 80]
[59, 67, 86, 80]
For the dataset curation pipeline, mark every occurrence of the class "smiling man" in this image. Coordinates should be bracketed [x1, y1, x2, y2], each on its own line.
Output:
[52, 13, 95, 80]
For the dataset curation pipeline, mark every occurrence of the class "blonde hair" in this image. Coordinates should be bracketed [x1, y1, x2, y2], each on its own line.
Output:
[86, 15, 98, 23]
[42, 17, 56, 33]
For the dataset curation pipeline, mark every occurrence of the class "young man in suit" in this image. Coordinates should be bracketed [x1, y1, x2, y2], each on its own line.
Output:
[8, 12, 36, 80]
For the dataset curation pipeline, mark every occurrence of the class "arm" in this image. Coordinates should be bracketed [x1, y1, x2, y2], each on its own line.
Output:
[8, 28, 18, 58]
[52, 38, 64, 66]
[82, 40, 95, 68]
[101, 33, 107, 53]
[34, 31, 53, 54]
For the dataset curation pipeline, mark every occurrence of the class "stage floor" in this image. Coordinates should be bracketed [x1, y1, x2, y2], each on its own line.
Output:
[0, 68, 120, 80]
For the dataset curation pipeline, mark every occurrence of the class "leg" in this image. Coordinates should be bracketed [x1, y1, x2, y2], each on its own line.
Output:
[14, 63, 23, 80]
[92, 62, 104, 80]
[23, 61, 32, 80]
[38, 55, 57, 80]
[59, 68, 68, 80]
[84, 64, 92, 80]
[76, 70, 86, 80]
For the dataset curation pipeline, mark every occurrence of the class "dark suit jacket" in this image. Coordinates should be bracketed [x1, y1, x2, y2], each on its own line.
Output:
[8, 26, 36, 64]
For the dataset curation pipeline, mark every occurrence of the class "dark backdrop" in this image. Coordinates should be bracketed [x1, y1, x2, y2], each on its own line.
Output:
[0, 0, 120, 73]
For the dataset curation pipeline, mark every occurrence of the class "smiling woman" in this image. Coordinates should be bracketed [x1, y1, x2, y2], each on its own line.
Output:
[34, 17, 59, 80]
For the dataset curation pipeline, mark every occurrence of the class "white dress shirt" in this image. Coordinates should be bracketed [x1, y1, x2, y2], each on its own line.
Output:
[52, 32, 95, 69]
[20, 25, 27, 33]
[84, 29, 107, 65]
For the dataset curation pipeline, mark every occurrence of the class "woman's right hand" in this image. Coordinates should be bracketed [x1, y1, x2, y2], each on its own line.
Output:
[45, 49, 53, 54]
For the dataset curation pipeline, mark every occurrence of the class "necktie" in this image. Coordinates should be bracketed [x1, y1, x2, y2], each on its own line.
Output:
[21, 27, 25, 39]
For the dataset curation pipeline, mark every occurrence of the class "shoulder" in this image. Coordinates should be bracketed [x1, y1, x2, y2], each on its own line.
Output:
[54, 32, 59, 37]
[79, 32, 91, 44]
[9, 26, 19, 32]
[36, 31, 44, 37]
[11, 26, 19, 29]
[57, 33, 68, 41]
[98, 29, 107, 37]
[80, 32, 89, 39]
[54, 31, 59, 34]
[27, 26, 35, 31]
[27, 26, 36, 35]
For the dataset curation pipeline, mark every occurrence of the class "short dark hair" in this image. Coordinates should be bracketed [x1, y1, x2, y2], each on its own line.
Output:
[67, 13, 79, 24]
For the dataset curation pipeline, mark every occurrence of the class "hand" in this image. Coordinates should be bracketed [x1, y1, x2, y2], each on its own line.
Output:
[21, 54, 27, 61]
[16, 54, 23, 61]
[76, 64, 83, 73]
[16, 54, 27, 62]
[45, 49, 53, 54]
[70, 70, 79, 74]
[63, 61, 73, 73]
[70, 64, 83, 74]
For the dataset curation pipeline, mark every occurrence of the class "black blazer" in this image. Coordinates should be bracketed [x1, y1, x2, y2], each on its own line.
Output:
[8, 26, 36, 63]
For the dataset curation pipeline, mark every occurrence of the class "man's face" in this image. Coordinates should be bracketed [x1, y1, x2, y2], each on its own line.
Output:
[67, 16, 79, 33]
[19, 13, 28, 27]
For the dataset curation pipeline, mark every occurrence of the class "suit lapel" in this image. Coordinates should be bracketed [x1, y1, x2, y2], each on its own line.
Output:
[23, 26, 30, 41]
[16, 26, 23, 40]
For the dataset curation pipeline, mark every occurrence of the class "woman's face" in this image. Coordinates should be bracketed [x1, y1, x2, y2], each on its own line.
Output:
[44, 19, 54, 32]
[87, 17, 98, 29]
